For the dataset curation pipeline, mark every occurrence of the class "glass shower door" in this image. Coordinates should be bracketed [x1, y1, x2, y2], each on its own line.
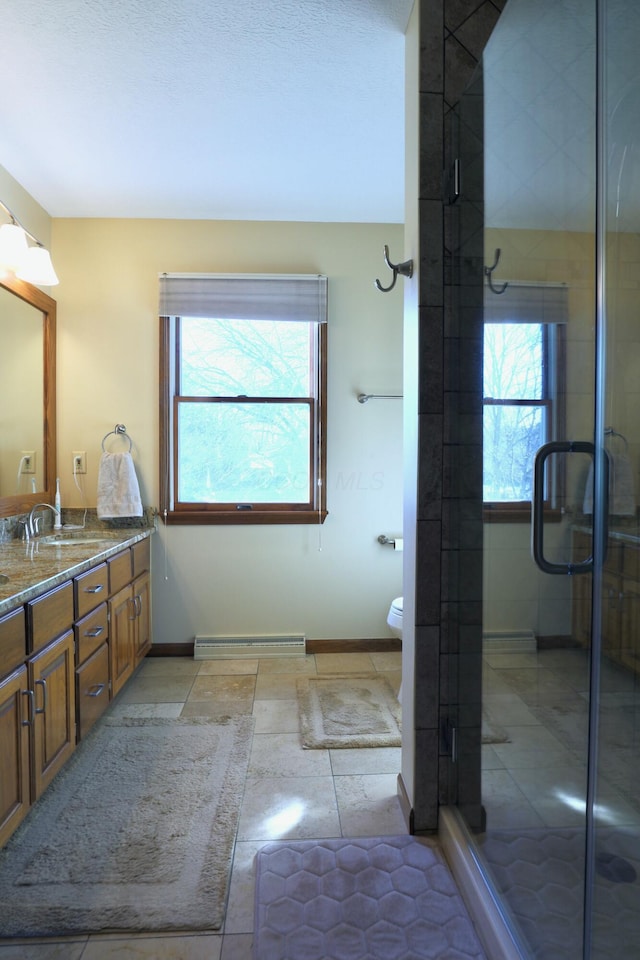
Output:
[453, 0, 602, 957]
[590, 3, 640, 955]
[452, 0, 640, 956]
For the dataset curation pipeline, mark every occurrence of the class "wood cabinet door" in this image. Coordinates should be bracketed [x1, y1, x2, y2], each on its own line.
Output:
[0, 666, 30, 847]
[572, 571, 592, 648]
[29, 631, 76, 800]
[109, 585, 135, 698]
[133, 571, 151, 665]
[620, 579, 640, 675]
[76, 642, 110, 740]
[602, 571, 623, 662]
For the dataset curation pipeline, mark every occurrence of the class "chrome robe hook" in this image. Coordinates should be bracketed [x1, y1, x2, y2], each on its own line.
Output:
[484, 248, 508, 295]
[375, 245, 414, 292]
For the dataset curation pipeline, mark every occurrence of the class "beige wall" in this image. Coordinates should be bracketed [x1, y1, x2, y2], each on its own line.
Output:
[50, 217, 404, 643]
[400, 0, 419, 808]
[483, 228, 598, 639]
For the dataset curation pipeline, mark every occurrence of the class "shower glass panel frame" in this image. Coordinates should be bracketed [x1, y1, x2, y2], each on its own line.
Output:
[449, 0, 640, 957]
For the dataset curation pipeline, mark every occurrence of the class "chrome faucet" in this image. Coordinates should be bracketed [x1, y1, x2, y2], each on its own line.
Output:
[23, 503, 61, 540]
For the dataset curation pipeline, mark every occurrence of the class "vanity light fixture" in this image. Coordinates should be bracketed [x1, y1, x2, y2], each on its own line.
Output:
[0, 199, 59, 286]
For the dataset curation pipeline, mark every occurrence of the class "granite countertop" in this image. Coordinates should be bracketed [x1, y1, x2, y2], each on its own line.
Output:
[0, 524, 154, 618]
[573, 519, 640, 545]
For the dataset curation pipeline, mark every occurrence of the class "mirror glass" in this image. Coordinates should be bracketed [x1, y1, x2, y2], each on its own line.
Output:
[0, 276, 56, 518]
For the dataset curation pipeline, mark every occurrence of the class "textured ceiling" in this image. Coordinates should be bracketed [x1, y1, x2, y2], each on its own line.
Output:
[0, 0, 412, 222]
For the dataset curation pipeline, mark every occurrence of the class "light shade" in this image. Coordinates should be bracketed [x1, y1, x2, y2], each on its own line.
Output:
[0, 199, 59, 286]
[16, 244, 59, 286]
[0, 223, 29, 273]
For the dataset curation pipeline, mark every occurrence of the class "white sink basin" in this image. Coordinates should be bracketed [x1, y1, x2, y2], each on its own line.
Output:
[39, 534, 115, 546]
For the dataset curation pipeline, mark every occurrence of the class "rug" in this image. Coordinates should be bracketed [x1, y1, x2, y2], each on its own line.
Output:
[481, 712, 510, 744]
[297, 675, 401, 749]
[0, 715, 254, 937]
[253, 835, 487, 960]
[478, 826, 640, 958]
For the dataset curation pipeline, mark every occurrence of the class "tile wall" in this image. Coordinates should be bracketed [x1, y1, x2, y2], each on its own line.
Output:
[412, 0, 505, 832]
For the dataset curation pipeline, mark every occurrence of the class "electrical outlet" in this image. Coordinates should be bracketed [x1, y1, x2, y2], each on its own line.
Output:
[21, 450, 36, 474]
[73, 451, 87, 474]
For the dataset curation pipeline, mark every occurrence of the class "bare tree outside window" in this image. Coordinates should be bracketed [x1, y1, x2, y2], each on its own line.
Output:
[178, 317, 316, 505]
[483, 323, 548, 502]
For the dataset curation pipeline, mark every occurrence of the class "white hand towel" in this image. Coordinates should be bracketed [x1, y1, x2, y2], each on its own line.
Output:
[582, 451, 635, 516]
[610, 451, 636, 515]
[97, 451, 143, 518]
[582, 460, 594, 514]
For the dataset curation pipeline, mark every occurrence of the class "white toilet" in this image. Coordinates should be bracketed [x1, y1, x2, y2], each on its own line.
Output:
[387, 596, 403, 639]
[387, 597, 403, 703]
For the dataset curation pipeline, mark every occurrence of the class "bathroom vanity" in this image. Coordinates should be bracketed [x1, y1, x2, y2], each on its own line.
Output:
[572, 526, 640, 675]
[0, 528, 152, 847]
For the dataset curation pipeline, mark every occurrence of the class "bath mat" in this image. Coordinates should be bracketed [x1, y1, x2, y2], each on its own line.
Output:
[254, 835, 487, 960]
[478, 826, 640, 958]
[481, 713, 510, 744]
[297, 674, 401, 748]
[0, 715, 254, 937]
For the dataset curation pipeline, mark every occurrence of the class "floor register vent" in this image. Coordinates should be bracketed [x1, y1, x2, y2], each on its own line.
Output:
[482, 630, 537, 654]
[193, 635, 306, 660]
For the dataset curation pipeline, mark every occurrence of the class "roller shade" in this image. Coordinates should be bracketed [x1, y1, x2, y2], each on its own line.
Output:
[159, 272, 328, 323]
[485, 281, 568, 324]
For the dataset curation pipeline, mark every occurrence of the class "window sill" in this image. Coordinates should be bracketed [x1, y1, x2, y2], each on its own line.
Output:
[162, 509, 328, 525]
[483, 503, 563, 523]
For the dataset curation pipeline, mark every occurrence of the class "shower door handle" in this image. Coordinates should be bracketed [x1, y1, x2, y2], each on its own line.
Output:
[532, 440, 607, 575]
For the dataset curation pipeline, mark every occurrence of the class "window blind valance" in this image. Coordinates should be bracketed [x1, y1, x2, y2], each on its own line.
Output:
[484, 281, 568, 324]
[159, 273, 328, 323]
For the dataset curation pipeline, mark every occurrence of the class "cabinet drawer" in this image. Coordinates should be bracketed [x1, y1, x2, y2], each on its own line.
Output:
[622, 543, 640, 582]
[108, 550, 132, 596]
[605, 539, 624, 575]
[0, 607, 26, 680]
[28, 581, 74, 655]
[74, 563, 108, 619]
[75, 602, 108, 665]
[132, 538, 150, 578]
[76, 643, 110, 740]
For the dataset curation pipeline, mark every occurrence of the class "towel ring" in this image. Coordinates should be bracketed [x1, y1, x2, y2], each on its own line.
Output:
[605, 426, 628, 452]
[102, 423, 133, 452]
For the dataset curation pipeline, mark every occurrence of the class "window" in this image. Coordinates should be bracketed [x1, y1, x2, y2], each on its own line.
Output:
[482, 283, 567, 521]
[160, 274, 327, 524]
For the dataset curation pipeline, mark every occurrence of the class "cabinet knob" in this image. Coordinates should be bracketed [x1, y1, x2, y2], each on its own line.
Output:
[85, 584, 104, 595]
[84, 626, 104, 638]
[86, 683, 106, 698]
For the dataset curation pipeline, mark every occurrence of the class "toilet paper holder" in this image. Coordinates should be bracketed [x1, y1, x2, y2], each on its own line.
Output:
[378, 534, 403, 551]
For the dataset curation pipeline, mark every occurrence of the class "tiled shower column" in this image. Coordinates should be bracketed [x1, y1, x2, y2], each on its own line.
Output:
[412, 0, 504, 833]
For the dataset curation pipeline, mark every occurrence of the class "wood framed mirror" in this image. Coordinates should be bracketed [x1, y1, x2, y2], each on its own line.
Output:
[0, 274, 56, 519]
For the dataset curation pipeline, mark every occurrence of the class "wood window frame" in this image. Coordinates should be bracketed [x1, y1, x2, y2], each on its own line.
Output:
[159, 316, 327, 525]
[483, 322, 566, 524]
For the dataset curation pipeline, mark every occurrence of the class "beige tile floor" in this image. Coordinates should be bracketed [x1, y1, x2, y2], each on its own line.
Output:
[0, 652, 404, 959]
[478, 647, 640, 960]
[481, 647, 640, 831]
